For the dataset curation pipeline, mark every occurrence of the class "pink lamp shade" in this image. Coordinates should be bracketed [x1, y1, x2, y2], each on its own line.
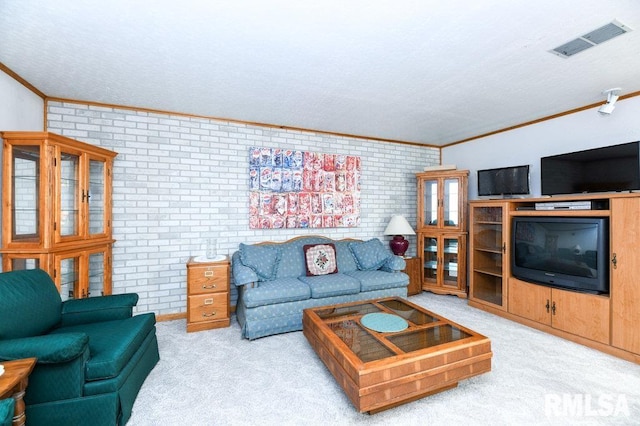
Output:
[384, 215, 416, 256]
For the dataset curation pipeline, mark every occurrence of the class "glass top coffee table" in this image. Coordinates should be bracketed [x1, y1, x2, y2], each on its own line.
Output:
[302, 297, 492, 413]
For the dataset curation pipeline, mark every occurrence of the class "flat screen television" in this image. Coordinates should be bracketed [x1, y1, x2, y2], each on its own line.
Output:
[477, 165, 530, 197]
[541, 141, 640, 195]
[511, 216, 609, 294]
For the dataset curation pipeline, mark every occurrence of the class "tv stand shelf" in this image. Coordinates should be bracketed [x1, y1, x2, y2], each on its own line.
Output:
[469, 194, 640, 364]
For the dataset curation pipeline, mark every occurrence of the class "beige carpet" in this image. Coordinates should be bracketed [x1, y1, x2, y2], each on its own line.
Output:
[128, 292, 640, 425]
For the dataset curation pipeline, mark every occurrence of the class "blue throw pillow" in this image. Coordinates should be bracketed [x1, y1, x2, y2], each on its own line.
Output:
[349, 238, 391, 271]
[239, 243, 282, 280]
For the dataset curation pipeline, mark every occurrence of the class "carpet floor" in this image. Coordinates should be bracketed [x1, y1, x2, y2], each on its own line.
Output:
[127, 292, 640, 426]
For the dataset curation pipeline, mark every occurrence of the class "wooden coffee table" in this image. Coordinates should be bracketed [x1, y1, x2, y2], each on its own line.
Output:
[303, 297, 492, 413]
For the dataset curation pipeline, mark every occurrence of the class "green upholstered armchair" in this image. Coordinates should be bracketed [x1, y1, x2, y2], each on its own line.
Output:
[0, 398, 14, 426]
[0, 269, 159, 426]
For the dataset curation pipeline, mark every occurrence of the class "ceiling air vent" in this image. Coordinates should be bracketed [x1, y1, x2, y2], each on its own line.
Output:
[550, 20, 632, 58]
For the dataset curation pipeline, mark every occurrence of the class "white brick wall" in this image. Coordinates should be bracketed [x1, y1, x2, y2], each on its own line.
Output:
[47, 101, 440, 315]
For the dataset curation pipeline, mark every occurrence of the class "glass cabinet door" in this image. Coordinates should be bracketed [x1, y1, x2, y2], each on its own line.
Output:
[443, 237, 460, 287]
[56, 253, 81, 300]
[422, 236, 439, 285]
[88, 157, 107, 236]
[443, 178, 460, 228]
[421, 179, 438, 227]
[11, 145, 41, 243]
[87, 247, 110, 297]
[58, 150, 81, 239]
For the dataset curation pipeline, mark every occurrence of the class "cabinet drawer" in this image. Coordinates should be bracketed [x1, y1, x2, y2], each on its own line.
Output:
[188, 264, 229, 294]
[188, 293, 228, 323]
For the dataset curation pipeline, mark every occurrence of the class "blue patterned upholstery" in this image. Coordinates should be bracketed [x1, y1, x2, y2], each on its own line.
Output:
[239, 243, 282, 279]
[346, 270, 411, 291]
[298, 273, 360, 298]
[232, 236, 409, 339]
[243, 277, 311, 308]
[349, 238, 392, 270]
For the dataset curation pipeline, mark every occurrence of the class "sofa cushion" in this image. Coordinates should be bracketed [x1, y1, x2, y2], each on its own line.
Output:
[333, 240, 359, 272]
[298, 273, 360, 298]
[349, 238, 391, 271]
[0, 269, 62, 339]
[304, 243, 338, 276]
[346, 270, 409, 292]
[50, 313, 156, 381]
[239, 243, 282, 280]
[242, 278, 311, 308]
[274, 236, 331, 279]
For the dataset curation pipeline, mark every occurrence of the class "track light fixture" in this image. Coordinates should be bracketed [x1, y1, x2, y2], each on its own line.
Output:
[598, 88, 621, 115]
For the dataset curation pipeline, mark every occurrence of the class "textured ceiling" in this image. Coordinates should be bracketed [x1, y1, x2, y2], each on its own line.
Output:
[1, 0, 640, 146]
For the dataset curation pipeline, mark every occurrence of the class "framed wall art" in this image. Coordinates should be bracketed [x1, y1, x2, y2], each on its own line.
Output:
[249, 147, 361, 229]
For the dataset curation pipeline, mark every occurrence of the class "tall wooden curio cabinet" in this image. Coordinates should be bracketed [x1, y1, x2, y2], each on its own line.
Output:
[1, 131, 117, 300]
[416, 170, 469, 297]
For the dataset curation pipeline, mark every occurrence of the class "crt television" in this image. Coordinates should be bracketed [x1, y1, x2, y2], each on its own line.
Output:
[477, 165, 530, 197]
[511, 216, 609, 294]
[541, 141, 640, 195]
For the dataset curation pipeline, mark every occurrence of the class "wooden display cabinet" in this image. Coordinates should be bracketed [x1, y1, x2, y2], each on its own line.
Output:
[1, 132, 116, 298]
[468, 202, 509, 310]
[416, 169, 468, 297]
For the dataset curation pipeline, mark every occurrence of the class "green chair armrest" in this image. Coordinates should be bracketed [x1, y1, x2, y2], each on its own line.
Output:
[0, 398, 15, 426]
[60, 294, 139, 326]
[0, 333, 88, 364]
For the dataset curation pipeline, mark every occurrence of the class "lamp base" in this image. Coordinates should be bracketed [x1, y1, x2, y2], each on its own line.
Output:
[389, 235, 409, 257]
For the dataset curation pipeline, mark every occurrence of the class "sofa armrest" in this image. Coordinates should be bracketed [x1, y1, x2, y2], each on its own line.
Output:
[232, 251, 259, 286]
[60, 294, 138, 326]
[380, 255, 406, 272]
[0, 333, 88, 364]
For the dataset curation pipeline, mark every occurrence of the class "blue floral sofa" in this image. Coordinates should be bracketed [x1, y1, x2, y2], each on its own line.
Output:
[232, 236, 409, 339]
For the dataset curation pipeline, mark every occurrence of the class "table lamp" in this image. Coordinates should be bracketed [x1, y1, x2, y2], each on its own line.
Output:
[384, 215, 416, 257]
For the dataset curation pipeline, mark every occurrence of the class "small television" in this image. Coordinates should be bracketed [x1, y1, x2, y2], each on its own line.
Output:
[511, 216, 609, 294]
[477, 165, 530, 197]
[541, 141, 640, 195]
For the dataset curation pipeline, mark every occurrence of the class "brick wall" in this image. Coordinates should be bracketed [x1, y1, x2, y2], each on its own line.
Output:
[47, 101, 439, 315]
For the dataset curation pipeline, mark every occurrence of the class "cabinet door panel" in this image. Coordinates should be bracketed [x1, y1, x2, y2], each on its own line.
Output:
[611, 198, 640, 354]
[58, 150, 81, 239]
[508, 278, 551, 325]
[88, 157, 107, 236]
[11, 145, 41, 243]
[443, 178, 460, 228]
[552, 288, 610, 345]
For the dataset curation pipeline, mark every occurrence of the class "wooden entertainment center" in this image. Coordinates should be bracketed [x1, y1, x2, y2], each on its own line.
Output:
[468, 193, 640, 364]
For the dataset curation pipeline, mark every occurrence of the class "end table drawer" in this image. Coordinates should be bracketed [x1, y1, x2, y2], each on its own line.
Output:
[188, 265, 229, 294]
[188, 293, 228, 323]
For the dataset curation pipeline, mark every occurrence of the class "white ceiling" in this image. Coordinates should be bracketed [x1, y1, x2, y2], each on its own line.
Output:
[1, 0, 640, 146]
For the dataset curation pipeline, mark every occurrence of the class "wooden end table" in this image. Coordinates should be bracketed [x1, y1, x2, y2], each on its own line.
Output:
[0, 358, 37, 426]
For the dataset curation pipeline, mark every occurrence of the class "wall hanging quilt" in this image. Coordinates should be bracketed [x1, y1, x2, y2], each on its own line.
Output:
[249, 147, 361, 229]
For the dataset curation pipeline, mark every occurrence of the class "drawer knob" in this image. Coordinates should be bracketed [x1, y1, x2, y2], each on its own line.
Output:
[204, 271, 215, 277]
[202, 284, 217, 289]
[202, 312, 217, 317]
